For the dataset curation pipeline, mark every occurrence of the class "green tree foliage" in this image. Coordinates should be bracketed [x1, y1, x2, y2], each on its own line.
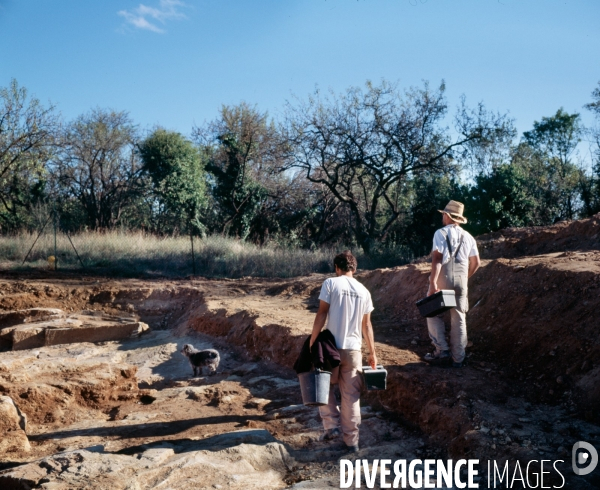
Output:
[463, 160, 540, 235]
[195, 103, 285, 239]
[584, 81, 600, 116]
[582, 81, 600, 215]
[522, 108, 583, 220]
[463, 137, 588, 236]
[403, 173, 463, 251]
[0, 79, 58, 230]
[53, 109, 144, 230]
[138, 129, 207, 235]
[455, 96, 517, 175]
[281, 179, 348, 247]
[4, 78, 600, 266]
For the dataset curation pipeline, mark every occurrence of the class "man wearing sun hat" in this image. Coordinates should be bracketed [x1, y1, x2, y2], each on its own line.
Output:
[424, 200, 481, 367]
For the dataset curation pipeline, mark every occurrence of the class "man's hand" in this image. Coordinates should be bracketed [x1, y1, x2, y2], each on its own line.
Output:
[427, 283, 440, 296]
[468, 254, 481, 278]
[368, 353, 377, 370]
[310, 300, 330, 349]
[362, 312, 377, 370]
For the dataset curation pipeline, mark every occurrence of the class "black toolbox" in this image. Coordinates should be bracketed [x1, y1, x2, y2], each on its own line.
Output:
[416, 289, 457, 317]
[361, 365, 387, 391]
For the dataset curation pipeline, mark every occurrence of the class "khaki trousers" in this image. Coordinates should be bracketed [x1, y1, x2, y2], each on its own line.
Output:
[426, 308, 467, 363]
[318, 349, 362, 447]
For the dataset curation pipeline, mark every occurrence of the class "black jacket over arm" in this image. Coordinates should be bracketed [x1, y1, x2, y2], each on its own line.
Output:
[293, 329, 341, 374]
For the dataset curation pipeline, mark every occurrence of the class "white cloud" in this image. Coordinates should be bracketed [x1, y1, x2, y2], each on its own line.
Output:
[118, 0, 187, 34]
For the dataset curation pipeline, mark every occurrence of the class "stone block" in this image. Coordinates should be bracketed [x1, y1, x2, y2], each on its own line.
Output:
[11, 325, 46, 350]
[0, 395, 30, 454]
[0, 308, 64, 330]
[0, 326, 16, 349]
[44, 322, 148, 346]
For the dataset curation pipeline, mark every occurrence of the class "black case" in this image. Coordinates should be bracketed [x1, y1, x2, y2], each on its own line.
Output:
[415, 289, 457, 317]
[361, 365, 387, 391]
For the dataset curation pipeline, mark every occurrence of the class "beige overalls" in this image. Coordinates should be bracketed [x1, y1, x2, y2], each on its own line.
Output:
[426, 228, 469, 363]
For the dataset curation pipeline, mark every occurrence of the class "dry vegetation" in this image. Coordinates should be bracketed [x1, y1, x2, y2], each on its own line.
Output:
[0, 231, 338, 278]
[0, 231, 418, 278]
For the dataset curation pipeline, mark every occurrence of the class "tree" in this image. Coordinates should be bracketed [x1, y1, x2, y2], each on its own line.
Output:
[582, 81, 600, 215]
[584, 81, 600, 117]
[283, 80, 514, 253]
[53, 109, 143, 230]
[463, 161, 540, 235]
[0, 79, 58, 230]
[522, 108, 583, 220]
[138, 129, 207, 235]
[454, 96, 517, 175]
[252, 174, 349, 247]
[403, 172, 463, 252]
[194, 103, 286, 239]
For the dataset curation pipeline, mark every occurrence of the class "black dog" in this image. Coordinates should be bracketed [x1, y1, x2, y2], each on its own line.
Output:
[180, 344, 220, 377]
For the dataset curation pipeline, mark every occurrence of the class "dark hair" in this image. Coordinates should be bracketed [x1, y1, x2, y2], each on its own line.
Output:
[333, 250, 357, 272]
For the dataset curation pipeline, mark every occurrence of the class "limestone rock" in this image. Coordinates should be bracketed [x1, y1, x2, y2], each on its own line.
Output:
[0, 348, 139, 427]
[0, 437, 293, 489]
[11, 325, 46, 350]
[0, 395, 30, 454]
[247, 397, 271, 409]
[0, 308, 65, 330]
[5, 313, 150, 351]
[186, 386, 214, 401]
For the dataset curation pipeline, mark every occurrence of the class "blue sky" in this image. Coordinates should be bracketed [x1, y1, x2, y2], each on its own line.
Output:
[1, 0, 599, 148]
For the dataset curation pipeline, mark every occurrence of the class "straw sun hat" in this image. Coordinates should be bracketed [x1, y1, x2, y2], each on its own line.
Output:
[438, 200, 468, 224]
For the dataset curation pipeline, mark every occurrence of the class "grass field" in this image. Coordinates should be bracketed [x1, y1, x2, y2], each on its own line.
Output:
[0, 231, 417, 278]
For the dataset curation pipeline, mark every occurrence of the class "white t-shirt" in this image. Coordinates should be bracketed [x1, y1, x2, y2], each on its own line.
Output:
[432, 225, 479, 265]
[318, 276, 374, 350]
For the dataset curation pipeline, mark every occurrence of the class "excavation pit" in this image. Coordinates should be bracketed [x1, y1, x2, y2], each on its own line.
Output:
[0, 216, 599, 488]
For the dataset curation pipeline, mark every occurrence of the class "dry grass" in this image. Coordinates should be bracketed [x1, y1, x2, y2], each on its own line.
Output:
[0, 231, 417, 278]
[0, 231, 337, 278]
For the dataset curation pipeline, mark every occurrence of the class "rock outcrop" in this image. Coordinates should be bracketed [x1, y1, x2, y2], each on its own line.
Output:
[0, 308, 149, 351]
[0, 345, 139, 434]
[0, 396, 30, 455]
[0, 431, 293, 489]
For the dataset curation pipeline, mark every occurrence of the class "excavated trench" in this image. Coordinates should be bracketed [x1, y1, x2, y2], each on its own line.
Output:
[0, 278, 428, 489]
[0, 236, 600, 488]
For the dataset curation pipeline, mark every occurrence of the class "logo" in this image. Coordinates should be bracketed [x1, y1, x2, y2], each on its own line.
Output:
[572, 441, 598, 476]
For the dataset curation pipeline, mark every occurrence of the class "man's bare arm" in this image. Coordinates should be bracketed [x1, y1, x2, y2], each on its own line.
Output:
[362, 312, 377, 369]
[309, 300, 330, 348]
[468, 255, 481, 278]
[428, 250, 443, 296]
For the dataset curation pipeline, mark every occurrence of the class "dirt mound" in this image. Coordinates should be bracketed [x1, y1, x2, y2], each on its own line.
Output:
[360, 251, 600, 421]
[477, 212, 600, 259]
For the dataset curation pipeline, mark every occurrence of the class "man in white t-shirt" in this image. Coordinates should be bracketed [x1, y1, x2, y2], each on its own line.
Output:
[424, 200, 481, 367]
[309, 250, 377, 453]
